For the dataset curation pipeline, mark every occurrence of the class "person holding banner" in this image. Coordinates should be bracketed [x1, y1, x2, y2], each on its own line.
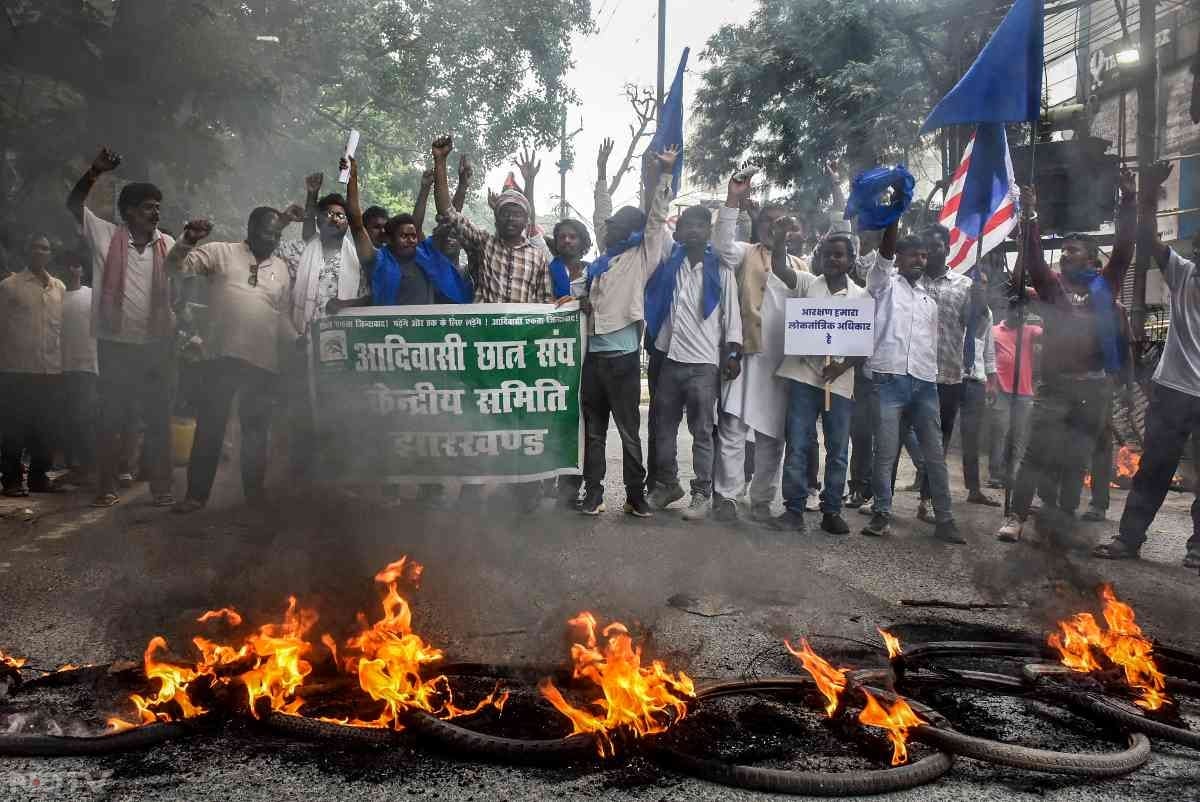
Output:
[862, 214, 964, 544]
[646, 202, 743, 521]
[712, 175, 809, 525]
[164, 208, 294, 513]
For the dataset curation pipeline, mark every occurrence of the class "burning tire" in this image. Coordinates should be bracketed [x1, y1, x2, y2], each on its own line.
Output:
[1065, 691, 1200, 751]
[264, 713, 400, 746]
[0, 719, 203, 757]
[402, 709, 597, 763]
[647, 677, 955, 796]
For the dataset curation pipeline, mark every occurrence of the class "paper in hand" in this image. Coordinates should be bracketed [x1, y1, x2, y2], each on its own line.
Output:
[338, 130, 361, 184]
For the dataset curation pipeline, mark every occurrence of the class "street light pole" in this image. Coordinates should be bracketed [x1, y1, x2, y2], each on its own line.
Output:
[656, 0, 666, 122]
[1132, 0, 1158, 342]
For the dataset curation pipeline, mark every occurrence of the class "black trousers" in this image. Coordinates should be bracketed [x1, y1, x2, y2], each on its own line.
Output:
[1088, 392, 1115, 512]
[186, 357, 277, 503]
[0, 373, 62, 490]
[849, 370, 874, 497]
[1012, 378, 1109, 519]
[582, 351, 646, 494]
[61, 371, 97, 472]
[915, 382, 963, 499]
[1118, 383, 1200, 553]
[97, 339, 174, 496]
[959, 379, 987, 492]
[644, 344, 666, 491]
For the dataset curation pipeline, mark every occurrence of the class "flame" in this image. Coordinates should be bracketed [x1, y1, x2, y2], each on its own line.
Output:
[858, 689, 925, 765]
[241, 596, 318, 717]
[785, 638, 847, 717]
[1047, 584, 1169, 710]
[107, 637, 207, 731]
[340, 556, 505, 729]
[0, 648, 26, 670]
[197, 607, 243, 627]
[1115, 446, 1141, 480]
[540, 612, 695, 757]
[878, 629, 903, 659]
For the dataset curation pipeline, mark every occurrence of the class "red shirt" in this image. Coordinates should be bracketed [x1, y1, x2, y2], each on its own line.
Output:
[993, 321, 1042, 396]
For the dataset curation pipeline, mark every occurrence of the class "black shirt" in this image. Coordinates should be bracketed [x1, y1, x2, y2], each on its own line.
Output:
[394, 259, 437, 305]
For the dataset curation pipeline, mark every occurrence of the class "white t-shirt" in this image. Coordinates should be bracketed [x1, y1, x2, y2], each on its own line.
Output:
[61, 286, 98, 374]
[80, 207, 175, 344]
[1153, 249, 1200, 398]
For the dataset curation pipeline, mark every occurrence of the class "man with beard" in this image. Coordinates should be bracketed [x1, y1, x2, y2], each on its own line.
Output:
[166, 208, 294, 512]
[68, 147, 176, 508]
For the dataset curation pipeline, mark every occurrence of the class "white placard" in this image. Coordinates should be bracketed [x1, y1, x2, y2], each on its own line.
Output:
[337, 129, 361, 184]
[784, 297, 876, 357]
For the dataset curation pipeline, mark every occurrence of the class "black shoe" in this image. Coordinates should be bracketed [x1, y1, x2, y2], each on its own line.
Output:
[967, 490, 1002, 507]
[862, 512, 890, 537]
[713, 497, 738, 522]
[934, 520, 966, 544]
[903, 472, 925, 492]
[768, 510, 808, 533]
[623, 494, 653, 518]
[579, 487, 605, 515]
[845, 490, 866, 510]
[821, 512, 850, 535]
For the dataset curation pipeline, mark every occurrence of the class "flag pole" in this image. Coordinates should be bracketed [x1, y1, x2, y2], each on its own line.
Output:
[1003, 122, 1038, 518]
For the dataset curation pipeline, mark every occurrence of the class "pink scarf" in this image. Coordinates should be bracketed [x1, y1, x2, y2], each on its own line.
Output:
[99, 228, 172, 338]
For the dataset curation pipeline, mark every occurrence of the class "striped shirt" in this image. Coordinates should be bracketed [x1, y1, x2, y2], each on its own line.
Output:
[445, 211, 553, 303]
[922, 269, 976, 385]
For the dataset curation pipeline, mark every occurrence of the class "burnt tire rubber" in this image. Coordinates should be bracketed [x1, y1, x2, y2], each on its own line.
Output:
[899, 641, 1048, 666]
[403, 709, 597, 763]
[0, 720, 197, 756]
[912, 725, 1151, 776]
[1067, 692, 1200, 751]
[264, 713, 398, 746]
[648, 677, 955, 796]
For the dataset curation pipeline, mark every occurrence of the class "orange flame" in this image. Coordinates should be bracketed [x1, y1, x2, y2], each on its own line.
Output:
[878, 629, 903, 659]
[107, 637, 207, 731]
[858, 689, 925, 765]
[540, 612, 695, 757]
[241, 596, 318, 717]
[1115, 446, 1141, 480]
[196, 607, 243, 627]
[0, 648, 26, 670]
[785, 638, 848, 717]
[341, 556, 505, 729]
[1047, 584, 1169, 710]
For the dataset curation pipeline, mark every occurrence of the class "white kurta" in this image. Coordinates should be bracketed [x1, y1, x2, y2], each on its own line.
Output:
[720, 270, 791, 440]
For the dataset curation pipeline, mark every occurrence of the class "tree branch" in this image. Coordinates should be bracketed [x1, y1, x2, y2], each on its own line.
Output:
[607, 84, 656, 196]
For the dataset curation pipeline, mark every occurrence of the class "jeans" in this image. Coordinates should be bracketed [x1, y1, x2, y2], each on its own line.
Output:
[782, 381, 852, 515]
[988, 393, 1033, 486]
[645, 343, 666, 491]
[97, 339, 174, 496]
[582, 351, 646, 494]
[872, 373, 953, 523]
[1011, 379, 1109, 520]
[715, 413, 784, 504]
[1118, 383, 1200, 553]
[959, 379, 988, 492]
[0, 374, 62, 490]
[849, 371, 874, 497]
[186, 357, 277, 503]
[652, 359, 719, 497]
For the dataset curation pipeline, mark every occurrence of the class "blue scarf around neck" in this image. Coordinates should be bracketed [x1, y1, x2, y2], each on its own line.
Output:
[549, 257, 577, 299]
[372, 238, 472, 305]
[585, 231, 645, 291]
[1073, 268, 1124, 375]
[643, 242, 720, 341]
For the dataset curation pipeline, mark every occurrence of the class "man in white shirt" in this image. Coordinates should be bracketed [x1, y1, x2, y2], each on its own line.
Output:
[646, 204, 744, 521]
[59, 252, 98, 480]
[165, 208, 294, 512]
[0, 234, 65, 496]
[67, 147, 177, 508]
[770, 231, 867, 535]
[1095, 237, 1200, 568]
[712, 178, 810, 525]
[862, 218, 963, 543]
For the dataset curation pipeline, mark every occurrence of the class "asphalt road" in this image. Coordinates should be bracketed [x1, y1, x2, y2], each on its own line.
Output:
[1, 411, 1198, 801]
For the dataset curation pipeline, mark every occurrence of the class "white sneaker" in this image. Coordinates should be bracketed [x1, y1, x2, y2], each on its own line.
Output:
[681, 493, 711, 521]
[997, 515, 1023, 543]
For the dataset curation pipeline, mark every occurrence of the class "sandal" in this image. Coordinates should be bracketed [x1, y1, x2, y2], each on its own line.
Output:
[172, 498, 204, 515]
[153, 493, 177, 508]
[1092, 538, 1140, 560]
[91, 493, 120, 508]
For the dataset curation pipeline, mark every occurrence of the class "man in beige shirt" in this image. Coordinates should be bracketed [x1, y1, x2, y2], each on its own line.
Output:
[0, 234, 66, 496]
[165, 208, 295, 512]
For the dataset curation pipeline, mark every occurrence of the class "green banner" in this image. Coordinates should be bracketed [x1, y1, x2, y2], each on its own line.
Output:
[310, 304, 584, 483]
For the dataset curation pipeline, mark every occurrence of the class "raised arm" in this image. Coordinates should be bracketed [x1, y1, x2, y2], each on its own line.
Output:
[452, 155, 472, 213]
[1012, 185, 1053, 299]
[67, 148, 121, 225]
[432, 136, 454, 217]
[771, 217, 802, 290]
[719, 169, 753, 273]
[1104, 167, 1141, 292]
[640, 146, 675, 272]
[868, 217, 900, 297]
[594, 138, 615, 246]
[301, 172, 323, 242]
[342, 157, 376, 268]
[166, 219, 215, 275]
[412, 167, 434, 234]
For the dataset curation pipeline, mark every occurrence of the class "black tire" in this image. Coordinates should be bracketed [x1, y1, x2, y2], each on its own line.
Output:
[0, 720, 197, 757]
[403, 709, 596, 763]
[648, 677, 955, 796]
[264, 713, 399, 746]
[912, 725, 1150, 776]
[1067, 691, 1200, 751]
[899, 641, 1048, 666]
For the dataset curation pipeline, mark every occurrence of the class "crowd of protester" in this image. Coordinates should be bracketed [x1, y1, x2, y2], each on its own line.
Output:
[0, 140, 1197, 573]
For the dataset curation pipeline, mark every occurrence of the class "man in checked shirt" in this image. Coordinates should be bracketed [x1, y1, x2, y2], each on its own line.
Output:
[431, 135, 568, 513]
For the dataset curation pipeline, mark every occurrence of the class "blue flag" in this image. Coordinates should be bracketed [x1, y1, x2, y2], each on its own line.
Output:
[956, 123, 1016, 240]
[921, 0, 1044, 132]
[648, 48, 689, 195]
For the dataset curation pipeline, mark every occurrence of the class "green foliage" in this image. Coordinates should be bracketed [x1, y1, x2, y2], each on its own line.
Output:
[0, 0, 591, 244]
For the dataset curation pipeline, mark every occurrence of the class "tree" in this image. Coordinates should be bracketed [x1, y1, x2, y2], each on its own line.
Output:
[605, 84, 657, 197]
[688, 0, 1009, 205]
[0, 0, 592, 241]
